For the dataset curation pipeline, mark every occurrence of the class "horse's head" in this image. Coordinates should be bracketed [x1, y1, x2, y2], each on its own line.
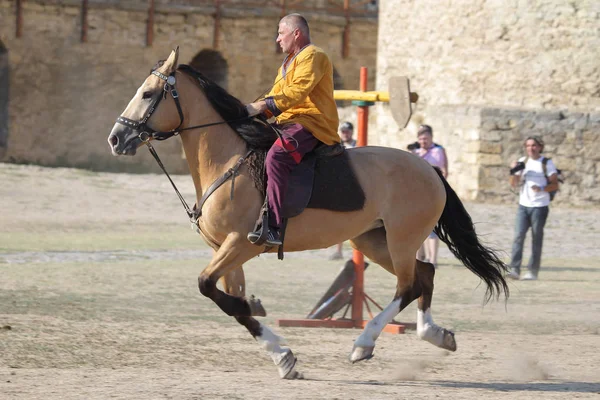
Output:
[108, 47, 183, 156]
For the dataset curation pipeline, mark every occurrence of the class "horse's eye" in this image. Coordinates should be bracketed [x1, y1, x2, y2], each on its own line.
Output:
[142, 91, 153, 99]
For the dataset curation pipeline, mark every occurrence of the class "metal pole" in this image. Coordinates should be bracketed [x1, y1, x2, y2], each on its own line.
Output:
[342, 0, 350, 58]
[356, 67, 368, 147]
[213, 0, 221, 49]
[81, 0, 88, 43]
[275, 0, 286, 53]
[146, 0, 154, 47]
[16, 0, 23, 38]
[351, 66, 368, 327]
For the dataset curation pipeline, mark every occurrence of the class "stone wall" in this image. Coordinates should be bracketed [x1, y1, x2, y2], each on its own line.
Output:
[408, 105, 599, 206]
[374, 0, 600, 205]
[0, 39, 7, 153]
[0, 0, 377, 172]
[477, 108, 599, 206]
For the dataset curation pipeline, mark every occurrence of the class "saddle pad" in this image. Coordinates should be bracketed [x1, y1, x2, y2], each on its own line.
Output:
[281, 150, 365, 219]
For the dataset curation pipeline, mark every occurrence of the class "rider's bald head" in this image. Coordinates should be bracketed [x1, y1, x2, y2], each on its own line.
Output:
[280, 13, 310, 41]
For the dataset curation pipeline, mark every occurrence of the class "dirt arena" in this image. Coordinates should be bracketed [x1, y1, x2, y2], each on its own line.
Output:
[1, 163, 599, 399]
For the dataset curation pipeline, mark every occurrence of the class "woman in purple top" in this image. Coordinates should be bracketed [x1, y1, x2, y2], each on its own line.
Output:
[414, 125, 448, 178]
[412, 125, 448, 268]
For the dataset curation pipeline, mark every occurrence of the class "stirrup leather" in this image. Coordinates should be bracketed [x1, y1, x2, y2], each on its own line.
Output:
[248, 196, 270, 246]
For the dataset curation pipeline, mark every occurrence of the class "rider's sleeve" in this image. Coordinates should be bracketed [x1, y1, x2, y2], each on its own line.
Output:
[265, 51, 327, 115]
[265, 97, 280, 117]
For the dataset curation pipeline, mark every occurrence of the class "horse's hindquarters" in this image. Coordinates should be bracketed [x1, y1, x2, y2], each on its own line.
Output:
[280, 147, 446, 253]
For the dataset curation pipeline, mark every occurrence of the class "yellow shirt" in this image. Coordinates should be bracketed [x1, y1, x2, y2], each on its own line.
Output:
[266, 45, 340, 145]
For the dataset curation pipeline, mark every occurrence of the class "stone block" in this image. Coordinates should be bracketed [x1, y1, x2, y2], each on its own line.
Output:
[589, 113, 600, 124]
[556, 157, 577, 172]
[479, 130, 503, 141]
[165, 14, 186, 24]
[534, 111, 564, 122]
[582, 130, 598, 143]
[480, 141, 502, 154]
[24, 2, 45, 11]
[63, 6, 79, 16]
[466, 141, 480, 152]
[581, 175, 596, 188]
[461, 153, 479, 164]
[496, 118, 517, 130]
[463, 129, 479, 140]
[478, 154, 503, 166]
[481, 120, 498, 130]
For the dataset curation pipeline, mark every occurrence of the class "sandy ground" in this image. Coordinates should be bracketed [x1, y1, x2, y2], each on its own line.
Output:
[1, 163, 599, 399]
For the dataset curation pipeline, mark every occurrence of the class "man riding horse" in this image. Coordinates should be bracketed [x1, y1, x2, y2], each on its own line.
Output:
[246, 13, 340, 246]
[108, 19, 509, 378]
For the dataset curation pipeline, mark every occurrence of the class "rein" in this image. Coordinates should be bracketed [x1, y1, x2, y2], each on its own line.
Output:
[115, 69, 253, 224]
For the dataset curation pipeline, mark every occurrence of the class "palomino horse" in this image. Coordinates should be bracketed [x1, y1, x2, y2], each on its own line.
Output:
[108, 48, 509, 379]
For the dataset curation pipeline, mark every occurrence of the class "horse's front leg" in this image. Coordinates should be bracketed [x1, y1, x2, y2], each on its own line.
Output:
[219, 266, 246, 297]
[198, 234, 265, 317]
[200, 234, 302, 379]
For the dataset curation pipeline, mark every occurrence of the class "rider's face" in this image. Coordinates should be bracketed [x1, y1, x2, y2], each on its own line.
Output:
[277, 22, 297, 54]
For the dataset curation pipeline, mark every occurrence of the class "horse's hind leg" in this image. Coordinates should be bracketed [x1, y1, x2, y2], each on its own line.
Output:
[349, 228, 421, 362]
[348, 228, 455, 363]
[415, 259, 457, 351]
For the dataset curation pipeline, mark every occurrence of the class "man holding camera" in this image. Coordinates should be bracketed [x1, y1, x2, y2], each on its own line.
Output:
[507, 136, 559, 281]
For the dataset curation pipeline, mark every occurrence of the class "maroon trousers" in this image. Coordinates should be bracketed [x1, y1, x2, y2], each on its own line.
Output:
[266, 123, 319, 228]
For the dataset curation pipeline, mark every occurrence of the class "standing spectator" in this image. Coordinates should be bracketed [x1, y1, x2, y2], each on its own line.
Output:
[329, 121, 356, 260]
[412, 125, 448, 268]
[339, 121, 356, 149]
[507, 136, 558, 281]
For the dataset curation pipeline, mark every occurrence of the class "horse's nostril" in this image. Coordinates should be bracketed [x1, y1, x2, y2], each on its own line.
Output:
[109, 135, 118, 147]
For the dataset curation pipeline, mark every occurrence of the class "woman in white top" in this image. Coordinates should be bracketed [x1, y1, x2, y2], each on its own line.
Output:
[507, 136, 559, 281]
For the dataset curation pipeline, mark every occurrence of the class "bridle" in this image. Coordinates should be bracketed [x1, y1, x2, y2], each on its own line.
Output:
[113, 69, 253, 225]
[115, 69, 242, 142]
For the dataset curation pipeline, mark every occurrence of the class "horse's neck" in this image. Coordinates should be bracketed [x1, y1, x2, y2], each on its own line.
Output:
[180, 126, 247, 204]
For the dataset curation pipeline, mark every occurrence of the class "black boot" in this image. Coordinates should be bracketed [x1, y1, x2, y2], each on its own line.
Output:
[247, 226, 282, 246]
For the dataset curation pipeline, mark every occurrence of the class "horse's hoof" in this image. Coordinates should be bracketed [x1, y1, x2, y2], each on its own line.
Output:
[277, 350, 302, 379]
[349, 345, 374, 363]
[441, 329, 457, 352]
[247, 295, 267, 317]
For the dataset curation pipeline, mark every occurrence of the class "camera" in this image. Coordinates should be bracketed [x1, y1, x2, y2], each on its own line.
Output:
[510, 161, 525, 175]
[407, 141, 420, 151]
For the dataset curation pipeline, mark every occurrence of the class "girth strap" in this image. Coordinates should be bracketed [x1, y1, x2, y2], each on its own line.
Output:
[192, 149, 254, 221]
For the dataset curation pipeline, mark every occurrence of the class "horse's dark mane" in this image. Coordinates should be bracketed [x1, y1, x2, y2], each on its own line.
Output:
[176, 64, 278, 151]
[145, 63, 274, 194]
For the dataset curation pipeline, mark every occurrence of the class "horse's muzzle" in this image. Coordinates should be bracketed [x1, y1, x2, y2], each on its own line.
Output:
[108, 126, 140, 156]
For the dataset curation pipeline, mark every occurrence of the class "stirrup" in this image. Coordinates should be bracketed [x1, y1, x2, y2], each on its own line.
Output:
[247, 228, 265, 245]
[248, 227, 281, 247]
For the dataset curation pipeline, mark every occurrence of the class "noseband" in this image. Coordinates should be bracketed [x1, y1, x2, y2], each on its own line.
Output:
[115, 70, 185, 142]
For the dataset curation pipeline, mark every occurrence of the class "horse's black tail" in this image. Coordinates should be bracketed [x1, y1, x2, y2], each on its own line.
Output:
[433, 168, 509, 303]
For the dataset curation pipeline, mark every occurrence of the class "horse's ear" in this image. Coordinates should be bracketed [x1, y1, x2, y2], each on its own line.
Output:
[164, 46, 179, 73]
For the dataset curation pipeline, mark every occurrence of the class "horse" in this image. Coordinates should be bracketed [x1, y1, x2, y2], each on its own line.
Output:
[107, 48, 509, 379]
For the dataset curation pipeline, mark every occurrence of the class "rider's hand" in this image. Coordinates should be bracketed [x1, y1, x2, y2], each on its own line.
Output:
[246, 101, 267, 117]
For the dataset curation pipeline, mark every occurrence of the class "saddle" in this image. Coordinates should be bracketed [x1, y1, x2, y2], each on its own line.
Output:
[251, 143, 366, 258]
